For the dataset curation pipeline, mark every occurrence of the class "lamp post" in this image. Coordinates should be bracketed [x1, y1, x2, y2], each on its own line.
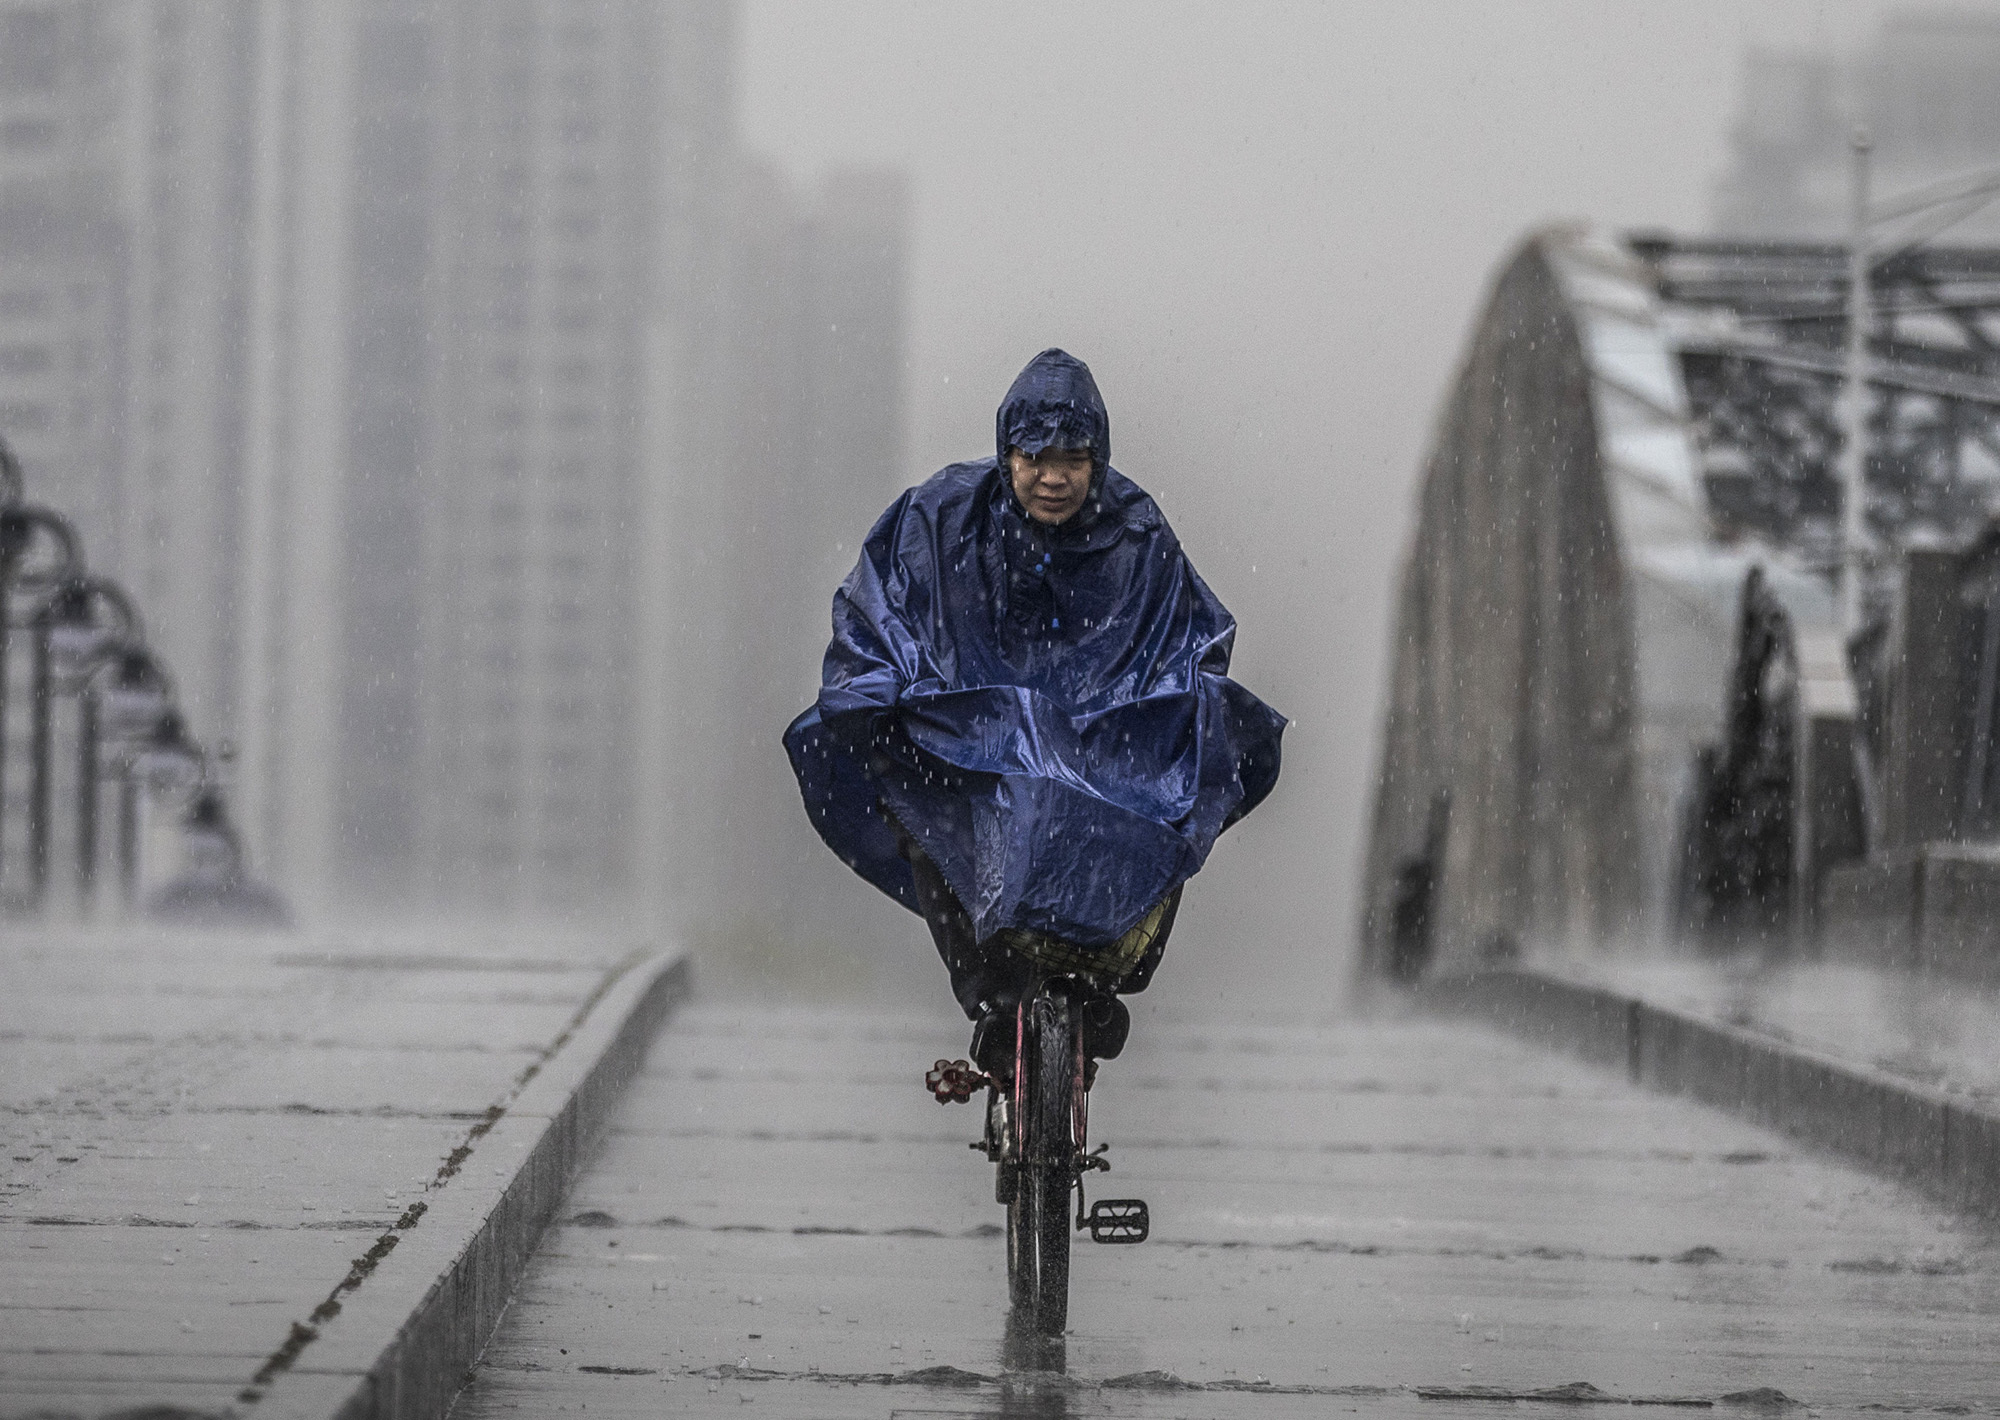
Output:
[98, 649, 179, 911]
[147, 781, 289, 928]
[1841, 131, 1872, 639]
[0, 498, 82, 896]
[180, 786, 245, 885]
[0, 435, 20, 506]
[123, 711, 205, 906]
[39, 578, 143, 911]
[134, 712, 205, 908]
[0, 437, 244, 924]
[25, 578, 117, 907]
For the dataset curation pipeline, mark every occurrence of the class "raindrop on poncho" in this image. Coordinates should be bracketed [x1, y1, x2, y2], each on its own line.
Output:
[784, 349, 1285, 948]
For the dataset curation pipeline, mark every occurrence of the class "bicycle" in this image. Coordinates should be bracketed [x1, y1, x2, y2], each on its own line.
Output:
[927, 972, 1149, 1336]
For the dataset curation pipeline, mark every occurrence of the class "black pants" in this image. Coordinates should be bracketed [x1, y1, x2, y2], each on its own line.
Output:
[893, 819, 1178, 1021]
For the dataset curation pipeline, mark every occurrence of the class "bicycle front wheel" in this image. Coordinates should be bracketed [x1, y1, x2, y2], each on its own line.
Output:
[1007, 990, 1077, 1335]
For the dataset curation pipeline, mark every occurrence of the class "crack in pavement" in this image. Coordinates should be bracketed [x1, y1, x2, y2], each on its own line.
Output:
[643, 1067, 1614, 1101]
[531, 1360, 1398, 1396]
[3, 1406, 225, 1419]
[519, 1362, 1841, 1407]
[565, 1207, 1005, 1240]
[553, 1210, 1899, 1271]
[615, 1123, 1789, 1166]
[521, 1363, 1997, 1412]
[3, 1101, 490, 1120]
[22, 1213, 398, 1231]
[1, 1028, 541, 1055]
[270, 951, 618, 974]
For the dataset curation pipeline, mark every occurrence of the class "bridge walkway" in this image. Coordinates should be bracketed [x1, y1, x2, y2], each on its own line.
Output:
[453, 997, 1998, 1418]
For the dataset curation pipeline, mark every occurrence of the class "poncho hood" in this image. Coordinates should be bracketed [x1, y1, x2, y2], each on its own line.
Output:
[996, 347, 1111, 473]
[784, 355, 1285, 948]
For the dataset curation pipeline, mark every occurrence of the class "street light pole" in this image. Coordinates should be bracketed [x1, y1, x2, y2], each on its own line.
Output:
[118, 758, 139, 910]
[28, 616, 51, 906]
[0, 507, 25, 895]
[0, 437, 23, 899]
[1841, 130, 1873, 639]
[78, 686, 99, 908]
[0, 441, 235, 925]
[0, 501, 82, 899]
[98, 647, 175, 914]
[44, 579, 142, 914]
[119, 710, 206, 911]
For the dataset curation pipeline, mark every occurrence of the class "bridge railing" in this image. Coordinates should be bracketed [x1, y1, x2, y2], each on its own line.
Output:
[0, 434, 276, 924]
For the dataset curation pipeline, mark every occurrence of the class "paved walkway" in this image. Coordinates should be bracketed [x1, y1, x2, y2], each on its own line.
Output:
[455, 997, 2000, 1419]
[1548, 956, 2000, 1104]
[0, 926, 646, 1417]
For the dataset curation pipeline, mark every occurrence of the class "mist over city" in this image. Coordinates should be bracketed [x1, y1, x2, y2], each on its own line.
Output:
[6, 3, 2000, 1416]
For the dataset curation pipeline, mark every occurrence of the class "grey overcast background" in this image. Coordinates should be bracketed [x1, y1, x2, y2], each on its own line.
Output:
[738, 0, 1915, 1007]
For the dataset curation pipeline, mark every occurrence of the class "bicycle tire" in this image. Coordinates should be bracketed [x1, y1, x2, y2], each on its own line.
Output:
[1031, 1164, 1072, 1332]
[1005, 990, 1076, 1334]
[1006, 1182, 1034, 1314]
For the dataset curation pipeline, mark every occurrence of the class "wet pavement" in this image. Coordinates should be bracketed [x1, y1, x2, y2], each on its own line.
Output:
[0, 926, 650, 1416]
[453, 998, 2000, 1420]
[1549, 955, 2000, 1105]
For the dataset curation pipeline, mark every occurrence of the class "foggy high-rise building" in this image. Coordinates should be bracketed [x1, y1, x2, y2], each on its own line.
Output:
[244, 0, 738, 924]
[0, 3, 119, 553]
[0, 1, 257, 747]
[329, 0, 689, 916]
[0, 0, 741, 925]
[1713, 11, 2000, 238]
[661, 157, 913, 966]
[0, 0, 914, 936]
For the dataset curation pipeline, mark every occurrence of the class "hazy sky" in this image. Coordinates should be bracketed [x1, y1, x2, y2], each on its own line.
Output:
[739, 0, 1927, 1006]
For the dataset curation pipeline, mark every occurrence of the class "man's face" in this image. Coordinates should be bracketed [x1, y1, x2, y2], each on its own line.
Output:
[1008, 446, 1093, 525]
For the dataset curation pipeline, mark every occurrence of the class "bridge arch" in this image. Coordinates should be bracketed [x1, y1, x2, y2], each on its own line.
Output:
[1362, 229, 1846, 979]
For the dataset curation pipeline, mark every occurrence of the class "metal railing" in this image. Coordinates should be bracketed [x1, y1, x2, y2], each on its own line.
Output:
[0, 434, 276, 924]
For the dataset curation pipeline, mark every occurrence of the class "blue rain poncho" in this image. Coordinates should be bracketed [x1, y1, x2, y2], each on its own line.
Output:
[783, 349, 1285, 949]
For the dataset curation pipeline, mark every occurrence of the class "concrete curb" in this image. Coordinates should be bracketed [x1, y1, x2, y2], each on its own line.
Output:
[255, 950, 691, 1420]
[1420, 966, 2000, 1219]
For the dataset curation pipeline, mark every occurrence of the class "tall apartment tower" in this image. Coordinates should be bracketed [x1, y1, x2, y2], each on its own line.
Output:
[675, 159, 912, 965]
[0, 1, 257, 746]
[0, 3, 120, 557]
[1, 0, 912, 942]
[246, 0, 737, 925]
[0, 0, 739, 928]
[1713, 12, 2000, 239]
[324, 1, 687, 917]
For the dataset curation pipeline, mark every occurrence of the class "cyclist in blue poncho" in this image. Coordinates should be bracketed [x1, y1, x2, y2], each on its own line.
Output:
[784, 349, 1285, 1077]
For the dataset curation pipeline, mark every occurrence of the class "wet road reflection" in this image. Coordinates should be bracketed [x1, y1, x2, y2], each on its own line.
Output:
[452, 1000, 1999, 1418]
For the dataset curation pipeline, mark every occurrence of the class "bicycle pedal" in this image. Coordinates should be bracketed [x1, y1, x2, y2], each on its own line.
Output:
[1084, 1198, 1149, 1244]
[924, 1058, 989, 1104]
